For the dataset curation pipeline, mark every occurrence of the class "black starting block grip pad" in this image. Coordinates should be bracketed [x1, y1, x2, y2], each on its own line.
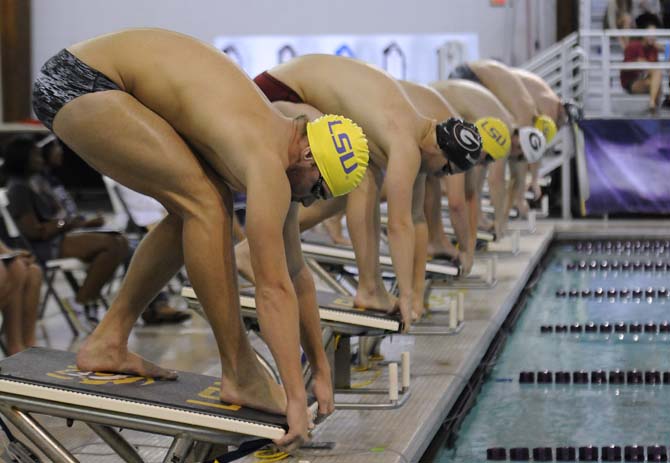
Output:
[0, 348, 286, 439]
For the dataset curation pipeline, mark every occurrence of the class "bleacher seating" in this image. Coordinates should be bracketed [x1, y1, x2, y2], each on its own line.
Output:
[580, 0, 670, 116]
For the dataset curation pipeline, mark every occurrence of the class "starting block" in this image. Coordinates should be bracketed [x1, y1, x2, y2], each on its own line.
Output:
[410, 292, 466, 335]
[0, 348, 292, 463]
[485, 229, 521, 257]
[181, 288, 411, 411]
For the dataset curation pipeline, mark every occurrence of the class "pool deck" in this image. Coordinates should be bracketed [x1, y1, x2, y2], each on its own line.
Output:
[6, 219, 670, 462]
[269, 222, 554, 463]
[275, 219, 670, 463]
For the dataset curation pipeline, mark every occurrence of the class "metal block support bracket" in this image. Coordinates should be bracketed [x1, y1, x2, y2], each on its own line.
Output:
[335, 351, 411, 410]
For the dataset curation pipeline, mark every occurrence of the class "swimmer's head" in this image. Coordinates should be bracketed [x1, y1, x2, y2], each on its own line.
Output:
[534, 115, 558, 143]
[562, 99, 583, 124]
[306, 114, 369, 197]
[475, 117, 511, 163]
[433, 118, 482, 176]
[518, 126, 546, 163]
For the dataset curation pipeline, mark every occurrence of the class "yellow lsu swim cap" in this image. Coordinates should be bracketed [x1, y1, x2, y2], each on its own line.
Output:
[534, 115, 558, 142]
[475, 117, 511, 160]
[306, 114, 369, 197]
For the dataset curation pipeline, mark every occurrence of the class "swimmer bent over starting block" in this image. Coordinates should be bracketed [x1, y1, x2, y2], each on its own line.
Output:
[32, 28, 369, 450]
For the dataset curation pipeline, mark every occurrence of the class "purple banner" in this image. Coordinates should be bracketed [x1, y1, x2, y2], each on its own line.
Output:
[581, 119, 670, 215]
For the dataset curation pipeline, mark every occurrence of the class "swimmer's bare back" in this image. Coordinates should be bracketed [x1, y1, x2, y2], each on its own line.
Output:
[468, 60, 537, 127]
[269, 54, 429, 166]
[430, 80, 514, 127]
[66, 28, 287, 190]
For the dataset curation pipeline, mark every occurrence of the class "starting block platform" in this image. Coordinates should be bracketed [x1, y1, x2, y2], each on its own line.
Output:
[181, 287, 402, 335]
[0, 348, 288, 462]
[300, 241, 460, 279]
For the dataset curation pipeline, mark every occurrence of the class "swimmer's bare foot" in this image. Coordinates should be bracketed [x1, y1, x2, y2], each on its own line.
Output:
[412, 293, 426, 319]
[329, 234, 351, 247]
[388, 296, 413, 333]
[354, 288, 397, 312]
[77, 336, 177, 380]
[516, 201, 530, 220]
[323, 216, 350, 247]
[234, 241, 255, 284]
[219, 360, 287, 415]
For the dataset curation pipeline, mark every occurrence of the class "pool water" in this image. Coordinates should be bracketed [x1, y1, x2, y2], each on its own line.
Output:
[434, 240, 670, 462]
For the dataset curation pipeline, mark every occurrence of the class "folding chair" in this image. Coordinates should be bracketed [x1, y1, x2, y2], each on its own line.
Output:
[0, 188, 86, 336]
[101, 175, 145, 237]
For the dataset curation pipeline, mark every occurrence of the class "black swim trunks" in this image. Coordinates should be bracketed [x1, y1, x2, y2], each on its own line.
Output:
[32, 49, 121, 131]
[448, 63, 482, 84]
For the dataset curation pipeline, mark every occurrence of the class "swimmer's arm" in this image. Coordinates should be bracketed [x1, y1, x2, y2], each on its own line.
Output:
[386, 145, 421, 304]
[529, 161, 541, 195]
[488, 158, 508, 236]
[283, 203, 330, 375]
[508, 82, 538, 128]
[445, 173, 471, 260]
[464, 172, 479, 270]
[505, 156, 524, 219]
[411, 173, 428, 309]
[489, 64, 537, 127]
[246, 171, 305, 404]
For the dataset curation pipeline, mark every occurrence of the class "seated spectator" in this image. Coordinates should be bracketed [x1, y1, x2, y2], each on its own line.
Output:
[37, 136, 190, 325]
[34, 134, 105, 228]
[0, 240, 42, 355]
[620, 13, 666, 113]
[115, 183, 191, 325]
[2, 136, 128, 319]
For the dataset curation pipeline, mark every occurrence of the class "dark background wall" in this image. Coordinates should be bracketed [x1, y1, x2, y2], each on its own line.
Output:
[1, 0, 32, 122]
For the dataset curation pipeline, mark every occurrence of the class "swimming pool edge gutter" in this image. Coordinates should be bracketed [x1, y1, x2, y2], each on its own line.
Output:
[415, 225, 556, 462]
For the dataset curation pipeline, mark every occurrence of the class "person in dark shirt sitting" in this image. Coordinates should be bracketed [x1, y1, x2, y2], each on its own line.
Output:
[3, 136, 128, 320]
[33, 134, 104, 227]
[36, 135, 190, 325]
[620, 13, 666, 112]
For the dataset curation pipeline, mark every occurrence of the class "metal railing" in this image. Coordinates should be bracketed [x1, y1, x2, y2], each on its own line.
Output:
[521, 32, 587, 220]
[523, 32, 587, 103]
